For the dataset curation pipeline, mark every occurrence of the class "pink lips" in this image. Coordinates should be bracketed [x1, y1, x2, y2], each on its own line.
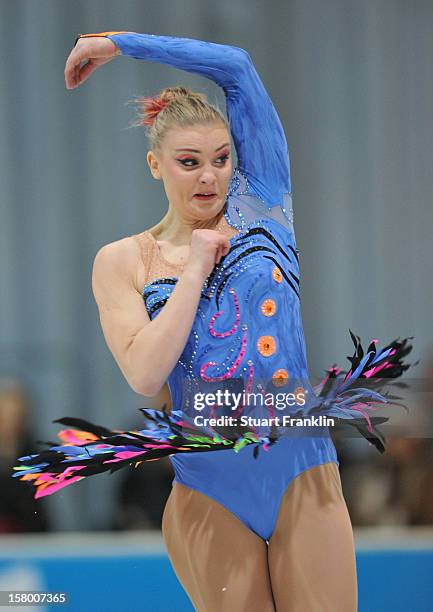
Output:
[194, 193, 217, 201]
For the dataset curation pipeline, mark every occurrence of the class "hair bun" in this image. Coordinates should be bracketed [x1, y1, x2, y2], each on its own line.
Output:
[140, 87, 208, 126]
[131, 86, 228, 150]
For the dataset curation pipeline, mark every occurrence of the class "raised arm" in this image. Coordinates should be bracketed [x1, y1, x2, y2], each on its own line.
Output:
[74, 31, 291, 206]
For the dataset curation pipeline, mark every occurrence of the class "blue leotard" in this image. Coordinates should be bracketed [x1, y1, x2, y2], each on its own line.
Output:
[109, 31, 338, 542]
[13, 32, 414, 539]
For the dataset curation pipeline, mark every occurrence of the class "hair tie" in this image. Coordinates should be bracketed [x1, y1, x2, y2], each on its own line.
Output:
[142, 96, 170, 126]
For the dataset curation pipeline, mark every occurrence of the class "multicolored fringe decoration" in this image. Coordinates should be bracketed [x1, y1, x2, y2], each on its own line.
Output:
[310, 330, 415, 453]
[12, 410, 266, 499]
[12, 331, 415, 498]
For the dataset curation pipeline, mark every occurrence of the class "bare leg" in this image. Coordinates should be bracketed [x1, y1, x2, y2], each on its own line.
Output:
[162, 482, 276, 612]
[268, 462, 357, 612]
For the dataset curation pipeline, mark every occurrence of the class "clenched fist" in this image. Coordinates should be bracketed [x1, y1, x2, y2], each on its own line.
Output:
[185, 229, 231, 280]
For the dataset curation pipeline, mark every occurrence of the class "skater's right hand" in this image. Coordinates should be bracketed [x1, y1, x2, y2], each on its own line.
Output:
[64, 35, 120, 90]
[185, 229, 231, 281]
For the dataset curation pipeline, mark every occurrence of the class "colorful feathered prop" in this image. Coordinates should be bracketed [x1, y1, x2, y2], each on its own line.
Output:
[309, 330, 416, 452]
[12, 331, 416, 498]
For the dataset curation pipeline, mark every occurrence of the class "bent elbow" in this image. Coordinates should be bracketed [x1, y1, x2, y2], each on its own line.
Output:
[231, 46, 254, 73]
[129, 376, 163, 398]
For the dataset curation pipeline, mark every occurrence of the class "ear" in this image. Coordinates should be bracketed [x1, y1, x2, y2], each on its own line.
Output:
[146, 150, 162, 180]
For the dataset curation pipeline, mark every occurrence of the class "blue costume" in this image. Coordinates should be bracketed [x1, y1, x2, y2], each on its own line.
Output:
[13, 32, 414, 541]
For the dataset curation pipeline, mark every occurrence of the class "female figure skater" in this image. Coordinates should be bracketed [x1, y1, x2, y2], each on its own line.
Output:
[14, 31, 413, 611]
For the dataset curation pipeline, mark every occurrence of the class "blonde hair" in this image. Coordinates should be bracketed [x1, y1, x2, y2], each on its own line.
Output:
[133, 86, 229, 150]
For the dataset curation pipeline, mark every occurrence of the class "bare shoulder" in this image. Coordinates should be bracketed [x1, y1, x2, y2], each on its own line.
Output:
[92, 232, 151, 300]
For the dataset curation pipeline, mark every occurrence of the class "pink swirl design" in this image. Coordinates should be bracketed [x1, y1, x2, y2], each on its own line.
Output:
[208, 289, 240, 338]
[200, 330, 247, 382]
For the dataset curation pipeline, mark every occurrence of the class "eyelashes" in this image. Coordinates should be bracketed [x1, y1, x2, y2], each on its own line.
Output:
[176, 154, 230, 168]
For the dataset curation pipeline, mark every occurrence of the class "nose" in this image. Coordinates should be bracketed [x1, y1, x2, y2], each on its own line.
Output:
[198, 165, 217, 184]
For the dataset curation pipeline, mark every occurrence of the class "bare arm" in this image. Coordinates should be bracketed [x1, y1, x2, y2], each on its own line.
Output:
[92, 231, 229, 396]
[67, 35, 232, 396]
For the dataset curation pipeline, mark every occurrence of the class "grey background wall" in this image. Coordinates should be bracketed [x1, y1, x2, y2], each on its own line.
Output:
[1, 0, 432, 530]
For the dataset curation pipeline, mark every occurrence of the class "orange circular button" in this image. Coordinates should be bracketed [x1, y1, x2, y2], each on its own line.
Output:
[257, 335, 276, 357]
[272, 369, 289, 387]
[261, 298, 277, 317]
[272, 267, 282, 283]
